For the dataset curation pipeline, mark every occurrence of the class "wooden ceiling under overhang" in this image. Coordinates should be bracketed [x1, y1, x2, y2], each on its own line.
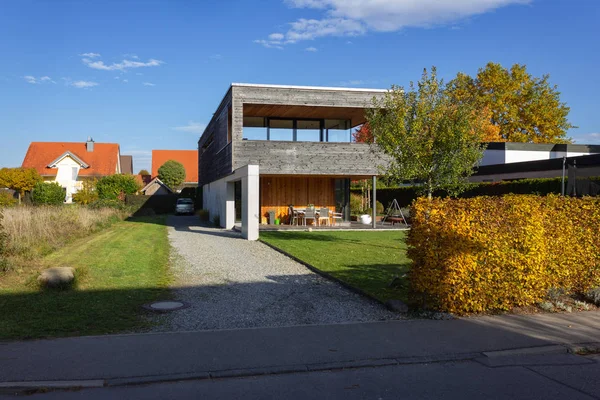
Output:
[243, 104, 368, 127]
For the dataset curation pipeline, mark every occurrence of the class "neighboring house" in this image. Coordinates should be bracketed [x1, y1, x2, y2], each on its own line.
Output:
[480, 142, 600, 167]
[151, 150, 198, 189]
[140, 177, 174, 195]
[472, 152, 600, 183]
[197, 83, 388, 240]
[21, 138, 126, 203]
[120, 155, 133, 174]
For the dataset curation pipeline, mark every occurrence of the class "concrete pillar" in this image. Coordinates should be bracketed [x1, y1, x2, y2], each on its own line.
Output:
[225, 182, 235, 229]
[241, 165, 260, 240]
[372, 175, 377, 229]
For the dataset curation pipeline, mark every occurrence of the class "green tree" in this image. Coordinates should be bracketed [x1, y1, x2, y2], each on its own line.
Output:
[367, 67, 487, 199]
[96, 174, 140, 201]
[32, 182, 65, 205]
[138, 169, 150, 176]
[447, 62, 575, 143]
[0, 168, 42, 203]
[72, 179, 99, 205]
[158, 160, 186, 190]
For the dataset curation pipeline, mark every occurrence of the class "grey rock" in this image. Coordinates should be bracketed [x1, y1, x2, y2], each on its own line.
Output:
[38, 267, 75, 288]
[385, 299, 409, 313]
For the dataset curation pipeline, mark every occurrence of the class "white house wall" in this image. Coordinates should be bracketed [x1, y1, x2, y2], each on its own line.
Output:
[53, 156, 81, 203]
[202, 179, 229, 228]
[480, 150, 505, 166]
[505, 150, 551, 164]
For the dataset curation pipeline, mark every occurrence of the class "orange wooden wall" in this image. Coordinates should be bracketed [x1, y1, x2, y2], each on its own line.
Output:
[260, 176, 336, 223]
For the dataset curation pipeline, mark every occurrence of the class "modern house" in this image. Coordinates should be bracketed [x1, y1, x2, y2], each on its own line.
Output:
[151, 150, 199, 190]
[198, 83, 388, 240]
[21, 138, 127, 203]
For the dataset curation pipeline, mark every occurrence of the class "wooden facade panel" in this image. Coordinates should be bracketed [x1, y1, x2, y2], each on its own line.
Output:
[260, 176, 336, 223]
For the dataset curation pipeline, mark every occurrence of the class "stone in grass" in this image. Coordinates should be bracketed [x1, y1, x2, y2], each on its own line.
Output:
[38, 267, 75, 288]
[385, 299, 409, 313]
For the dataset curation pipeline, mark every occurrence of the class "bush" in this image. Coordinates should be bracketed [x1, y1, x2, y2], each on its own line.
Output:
[96, 174, 140, 201]
[72, 179, 98, 205]
[212, 215, 221, 227]
[366, 201, 385, 216]
[88, 199, 128, 210]
[585, 288, 600, 306]
[198, 209, 209, 222]
[158, 160, 186, 190]
[356, 176, 600, 209]
[125, 194, 178, 215]
[350, 193, 364, 214]
[408, 195, 600, 315]
[32, 182, 65, 205]
[0, 192, 17, 208]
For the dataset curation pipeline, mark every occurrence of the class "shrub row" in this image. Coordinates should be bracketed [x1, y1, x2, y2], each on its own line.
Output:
[125, 194, 179, 215]
[408, 195, 600, 314]
[359, 176, 600, 209]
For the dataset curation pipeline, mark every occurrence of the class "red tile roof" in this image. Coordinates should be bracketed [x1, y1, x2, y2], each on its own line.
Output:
[21, 142, 121, 177]
[151, 150, 198, 183]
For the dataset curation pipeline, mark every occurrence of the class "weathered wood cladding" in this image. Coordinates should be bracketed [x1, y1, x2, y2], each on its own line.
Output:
[233, 140, 387, 176]
[230, 85, 386, 142]
[198, 89, 233, 185]
[198, 84, 389, 185]
[260, 176, 336, 223]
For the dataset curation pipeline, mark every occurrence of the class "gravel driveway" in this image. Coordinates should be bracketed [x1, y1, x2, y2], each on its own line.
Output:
[156, 216, 402, 331]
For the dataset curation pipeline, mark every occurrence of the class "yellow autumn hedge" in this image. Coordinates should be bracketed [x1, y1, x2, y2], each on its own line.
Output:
[408, 195, 600, 314]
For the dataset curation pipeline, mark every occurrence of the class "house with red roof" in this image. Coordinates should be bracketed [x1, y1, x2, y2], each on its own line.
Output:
[151, 150, 198, 189]
[21, 138, 131, 203]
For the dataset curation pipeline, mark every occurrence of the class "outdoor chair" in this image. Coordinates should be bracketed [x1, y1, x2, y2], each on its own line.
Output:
[303, 208, 317, 226]
[318, 208, 330, 226]
[331, 211, 343, 226]
[288, 205, 302, 226]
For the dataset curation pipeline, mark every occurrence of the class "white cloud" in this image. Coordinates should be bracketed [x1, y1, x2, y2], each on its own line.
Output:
[123, 53, 139, 59]
[572, 132, 600, 144]
[80, 52, 101, 58]
[209, 54, 223, 60]
[123, 79, 129, 83]
[172, 121, 207, 134]
[70, 80, 98, 89]
[257, 0, 530, 47]
[83, 57, 164, 71]
[305, 46, 318, 52]
[24, 75, 55, 84]
[143, 82, 155, 86]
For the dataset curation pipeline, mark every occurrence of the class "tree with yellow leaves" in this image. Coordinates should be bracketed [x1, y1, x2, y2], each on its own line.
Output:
[367, 67, 487, 199]
[0, 167, 42, 203]
[447, 62, 575, 143]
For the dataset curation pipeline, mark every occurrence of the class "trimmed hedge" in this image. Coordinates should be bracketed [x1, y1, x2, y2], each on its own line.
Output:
[408, 195, 600, 314]
[125, 194, 178, 215]
[360, 176, 600, 209]
[31, 182, 65, 205]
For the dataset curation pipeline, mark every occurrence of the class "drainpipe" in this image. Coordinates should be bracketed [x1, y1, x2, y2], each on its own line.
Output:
[561, 156, 566, 196]
[372, 175, 377, 229]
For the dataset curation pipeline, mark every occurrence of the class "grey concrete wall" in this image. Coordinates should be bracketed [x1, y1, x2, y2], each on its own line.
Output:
[233, 140, 388, 176]
[230, 85, 385, 142]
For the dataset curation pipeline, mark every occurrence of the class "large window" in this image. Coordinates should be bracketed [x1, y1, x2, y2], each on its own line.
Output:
[269, 119, 294, 141]
[296, 120, 321, 142]
[242, 117, 353, 142]
[243, 117, 267, 140]
[325, 119, 352, 143]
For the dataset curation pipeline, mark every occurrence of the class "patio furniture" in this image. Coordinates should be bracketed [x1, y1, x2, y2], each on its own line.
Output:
[318, 208, 330, 226]
[303, 208, 317, 226]
[288, 205, 302, 226]
[331, 211, 343, 226]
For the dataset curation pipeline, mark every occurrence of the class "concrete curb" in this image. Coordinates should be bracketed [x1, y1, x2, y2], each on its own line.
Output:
[2, 344, 588, 392]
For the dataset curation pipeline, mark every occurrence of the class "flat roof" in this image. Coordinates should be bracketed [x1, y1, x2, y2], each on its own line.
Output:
[231, 82, 389, 93]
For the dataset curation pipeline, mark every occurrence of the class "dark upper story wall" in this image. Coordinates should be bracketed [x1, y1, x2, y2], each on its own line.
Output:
[197, 88, 233, 186]
[198, 83, 390, 184]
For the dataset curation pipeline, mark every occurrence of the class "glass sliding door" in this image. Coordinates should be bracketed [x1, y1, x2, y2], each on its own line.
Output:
[325, 119, 352, 143]
[334, 178, 350, 222]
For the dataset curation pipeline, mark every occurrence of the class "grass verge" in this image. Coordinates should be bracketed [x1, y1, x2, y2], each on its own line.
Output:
[260, 231, 410, 303]
[0, 216, 171, 340]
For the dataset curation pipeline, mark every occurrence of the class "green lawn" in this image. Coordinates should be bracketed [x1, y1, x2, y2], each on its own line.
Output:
[260, 231, 410, 303]
[0, 216, 171, 340]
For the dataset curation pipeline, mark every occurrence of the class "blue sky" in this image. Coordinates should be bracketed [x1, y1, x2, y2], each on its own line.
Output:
[1, 0, 599, 172]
